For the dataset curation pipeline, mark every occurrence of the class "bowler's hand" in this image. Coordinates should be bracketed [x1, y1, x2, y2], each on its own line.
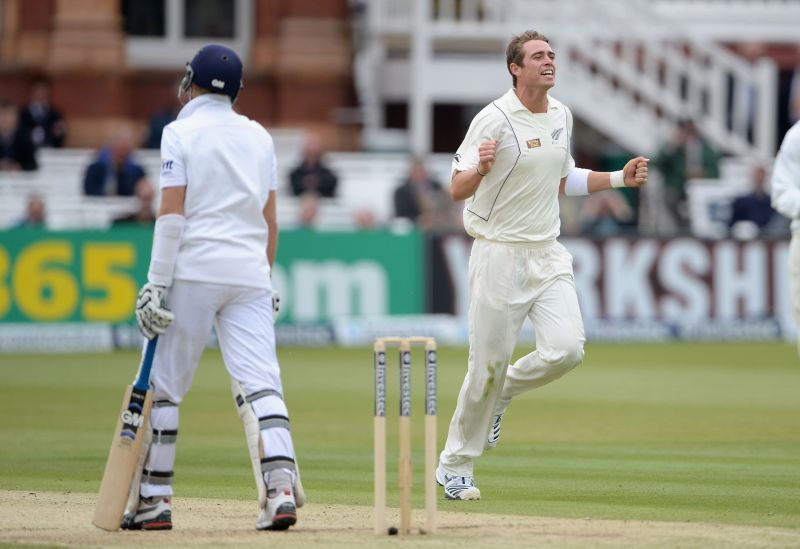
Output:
[478, 140, 497, 176]
[623, 156, 649, 188]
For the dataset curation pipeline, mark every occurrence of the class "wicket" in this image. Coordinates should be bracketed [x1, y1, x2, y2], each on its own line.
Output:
[373, 336, 437, 535]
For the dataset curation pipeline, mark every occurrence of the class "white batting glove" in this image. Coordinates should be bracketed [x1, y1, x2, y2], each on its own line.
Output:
[272, 290, 280, 319]
[135, 282, 175, 340]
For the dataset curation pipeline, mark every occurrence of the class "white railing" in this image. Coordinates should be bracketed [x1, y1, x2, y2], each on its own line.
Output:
[359, 0, 787, 158]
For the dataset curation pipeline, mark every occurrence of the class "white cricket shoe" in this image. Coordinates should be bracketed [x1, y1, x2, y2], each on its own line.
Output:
[257, 487, 297, 531]
[435, 466, 481, 501]
[484, 412, 505, 451]
[120, 496, 172, 530]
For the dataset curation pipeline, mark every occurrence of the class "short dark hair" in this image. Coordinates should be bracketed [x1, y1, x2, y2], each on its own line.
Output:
[506, 30, 550, 87]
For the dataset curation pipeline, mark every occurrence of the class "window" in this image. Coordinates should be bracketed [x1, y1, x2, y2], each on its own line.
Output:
[122, 0, 166, 37]
[123, 0, 251, 68]
[184, 0, 235, 38]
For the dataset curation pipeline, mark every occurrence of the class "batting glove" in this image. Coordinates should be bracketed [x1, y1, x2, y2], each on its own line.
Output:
[272, 290, 281, 318]
[136, 282, 175, 340]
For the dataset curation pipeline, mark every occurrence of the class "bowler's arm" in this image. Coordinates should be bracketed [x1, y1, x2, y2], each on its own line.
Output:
[559, 156, 649, 195]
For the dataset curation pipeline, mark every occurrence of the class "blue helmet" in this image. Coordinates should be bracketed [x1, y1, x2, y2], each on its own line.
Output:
[179, 44, 243, 102]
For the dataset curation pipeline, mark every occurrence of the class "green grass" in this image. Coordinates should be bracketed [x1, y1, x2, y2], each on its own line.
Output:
[1, 342, 799, 528]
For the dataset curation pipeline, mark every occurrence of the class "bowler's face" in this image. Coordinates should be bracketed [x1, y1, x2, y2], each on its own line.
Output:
[513, 40, 556, 90]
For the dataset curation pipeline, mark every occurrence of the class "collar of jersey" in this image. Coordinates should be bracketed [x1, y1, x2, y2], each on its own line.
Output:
[502, 88, 559, 114]
[177, 94, 232, 120]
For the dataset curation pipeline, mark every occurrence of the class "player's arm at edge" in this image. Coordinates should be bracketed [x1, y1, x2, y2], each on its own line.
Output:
[264, 190, 278, 269]
[158, 185, 187, 216]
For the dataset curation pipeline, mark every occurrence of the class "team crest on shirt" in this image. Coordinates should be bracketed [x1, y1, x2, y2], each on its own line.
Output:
[526, 138, 541, 149]
[551, 128, 564, 143]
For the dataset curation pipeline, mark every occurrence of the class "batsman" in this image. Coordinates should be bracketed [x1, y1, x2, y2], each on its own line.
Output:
[121, 44, 303, 531]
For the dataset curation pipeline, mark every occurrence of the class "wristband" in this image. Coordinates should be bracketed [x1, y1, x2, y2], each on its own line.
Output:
[476, 166, 488, 177]
[564, 168, 590, 196]
[610, 170, 625, 188]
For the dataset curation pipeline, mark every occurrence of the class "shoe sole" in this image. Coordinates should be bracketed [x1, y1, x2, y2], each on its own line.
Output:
[444, 487, 481, 501]
[257, 512, 297, 531]
[142, 521, 173, 531]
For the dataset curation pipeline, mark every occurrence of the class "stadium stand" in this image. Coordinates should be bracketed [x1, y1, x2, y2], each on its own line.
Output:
[0, 130, 455, 231]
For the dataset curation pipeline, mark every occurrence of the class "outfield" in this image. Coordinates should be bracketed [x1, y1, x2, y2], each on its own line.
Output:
[1, 342, 799, 546]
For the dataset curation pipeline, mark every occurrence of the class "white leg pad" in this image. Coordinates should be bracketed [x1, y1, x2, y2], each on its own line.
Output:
[231, 379, 305, 507]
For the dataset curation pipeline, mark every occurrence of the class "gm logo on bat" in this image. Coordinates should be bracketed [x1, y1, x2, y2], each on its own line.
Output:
[120, 410, 145, 441]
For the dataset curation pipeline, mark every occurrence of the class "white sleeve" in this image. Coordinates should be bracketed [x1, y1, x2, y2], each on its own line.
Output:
[561, 106, 576, 179]
[159, 126, 187, 188]
[452, 109, 495, 174]
[771, 124, 800, 220]
[269, 148, 278, 191]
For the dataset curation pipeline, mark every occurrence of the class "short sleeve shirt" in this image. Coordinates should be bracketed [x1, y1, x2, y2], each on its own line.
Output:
[452, 89, 575, 243]
[160, 94, 278, 289]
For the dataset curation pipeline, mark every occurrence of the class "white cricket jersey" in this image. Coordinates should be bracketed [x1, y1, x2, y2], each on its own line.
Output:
[771, 121, 800, 232]
[159, 94, 278, 289]
[452, 89, 575, 243]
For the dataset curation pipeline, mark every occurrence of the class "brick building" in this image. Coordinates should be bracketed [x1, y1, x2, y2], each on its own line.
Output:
[0, 0, 358, 149]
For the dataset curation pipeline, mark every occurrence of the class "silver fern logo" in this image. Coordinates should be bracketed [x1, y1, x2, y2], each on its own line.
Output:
[551, 128, 564, 143]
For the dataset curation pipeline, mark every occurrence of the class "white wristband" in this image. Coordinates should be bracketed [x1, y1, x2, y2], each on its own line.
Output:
[564, 168, 590, 196]
[610, 170, 625, 188]
[148, 214, 186, 286]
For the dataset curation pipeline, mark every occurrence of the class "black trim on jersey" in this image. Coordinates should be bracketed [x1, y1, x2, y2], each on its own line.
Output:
[465, 102, 521, 222]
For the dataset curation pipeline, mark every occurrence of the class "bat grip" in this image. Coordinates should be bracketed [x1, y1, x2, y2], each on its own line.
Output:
[133, 337, 158, 393]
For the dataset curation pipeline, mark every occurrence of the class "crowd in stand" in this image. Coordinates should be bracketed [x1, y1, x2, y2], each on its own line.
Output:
[2, 65, 798, 238]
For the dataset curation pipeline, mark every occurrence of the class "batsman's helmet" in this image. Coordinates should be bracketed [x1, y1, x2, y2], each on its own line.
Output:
[179, 44, 243, 103]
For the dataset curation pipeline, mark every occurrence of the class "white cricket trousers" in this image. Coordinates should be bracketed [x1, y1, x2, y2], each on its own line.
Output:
[139, 280, 293, 498]
[150, 280, 284, 402]
[790, 231, 800, 356]
[439, 238, 585, 477]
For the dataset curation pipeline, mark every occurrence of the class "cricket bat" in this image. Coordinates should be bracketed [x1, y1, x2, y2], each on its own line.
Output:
[92, 337, 158, 531]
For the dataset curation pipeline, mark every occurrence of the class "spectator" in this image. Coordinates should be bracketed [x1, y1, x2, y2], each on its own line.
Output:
[18, 79, 67, 148]
[654, 119, 720, 229]
[289, 133, 338, 197]
[83, 127, 148, 196]
[113, 180, 157, 225]
[16, 193, 46, 228]
[728, 164, 781, 238]
[393, 158, 456, 230]
[297, 192, 319, 228]
[578, 191, 634, 238]
[143, 105, 177, 149]
[0, 100, 38, 171]
[354, 207, 377, 230]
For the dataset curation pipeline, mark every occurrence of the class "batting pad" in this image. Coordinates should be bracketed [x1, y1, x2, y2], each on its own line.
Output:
[231, 380, 305, 507]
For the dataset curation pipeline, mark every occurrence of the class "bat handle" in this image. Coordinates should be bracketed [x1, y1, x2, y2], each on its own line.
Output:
[133, 337, 158, 393]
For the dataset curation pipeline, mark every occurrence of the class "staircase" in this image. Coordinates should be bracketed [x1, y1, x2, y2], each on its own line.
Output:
[355, 0, 799, 158]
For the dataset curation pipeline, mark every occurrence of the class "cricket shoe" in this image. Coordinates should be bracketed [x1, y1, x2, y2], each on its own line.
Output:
[435, 466, 481, 501]
[484, 412, 505, 451]
[257, 488, 297, 531]
[120, 496, 172, 530]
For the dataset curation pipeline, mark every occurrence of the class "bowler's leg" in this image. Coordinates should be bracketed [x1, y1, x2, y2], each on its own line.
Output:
[439, 241, 527, 478]
[499, 275, 585, 407]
